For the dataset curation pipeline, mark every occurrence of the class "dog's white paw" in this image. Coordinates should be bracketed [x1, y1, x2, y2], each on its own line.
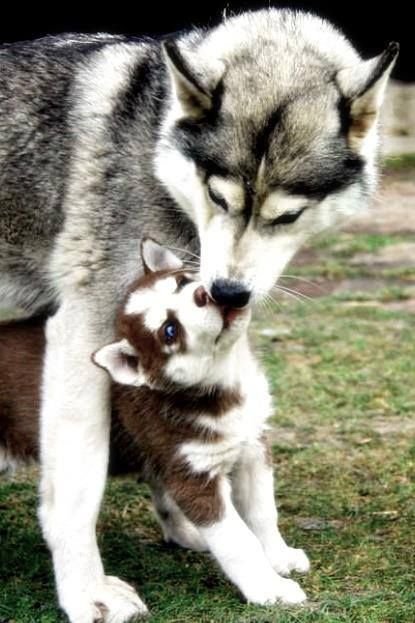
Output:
[274, 576, 307, 605]
[268, 547, 310, 576]
[63, 576, 148, 623]
[94, 576, 148, 622]
[244, 574, 307, 606]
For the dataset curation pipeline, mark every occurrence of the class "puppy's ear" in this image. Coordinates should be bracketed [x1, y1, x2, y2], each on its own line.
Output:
[141, 237, 183, 274]
[337, 42, 399, 150]
[92, 339, 144, 386]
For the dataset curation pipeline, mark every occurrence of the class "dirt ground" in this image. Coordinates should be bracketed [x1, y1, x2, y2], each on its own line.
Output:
[291, 164, 415, 312]
[381, 81, 415, 156]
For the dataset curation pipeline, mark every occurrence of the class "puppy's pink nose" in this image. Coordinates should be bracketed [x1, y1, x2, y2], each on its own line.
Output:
[194, 285, 208, 307]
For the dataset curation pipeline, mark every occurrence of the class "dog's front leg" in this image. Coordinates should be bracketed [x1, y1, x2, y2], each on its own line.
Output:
[39, 297, 148, 623]
[170, 476, 306, 605]
[231, 439, 310, 577]
[150, 484, 208, 552]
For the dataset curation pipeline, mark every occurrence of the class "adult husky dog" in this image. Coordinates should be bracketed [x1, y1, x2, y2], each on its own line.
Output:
[0, 8, 397, 622]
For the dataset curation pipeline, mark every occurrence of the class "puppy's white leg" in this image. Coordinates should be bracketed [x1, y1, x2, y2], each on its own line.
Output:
[232, 439, 310, 577]
[196, 479, 306, 605]
[151, 486, 207, 552]
[39, 299, 148, 623]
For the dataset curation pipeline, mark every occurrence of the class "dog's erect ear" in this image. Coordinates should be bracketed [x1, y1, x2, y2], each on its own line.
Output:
[92, 339, 144, 386]
[337, 42, 399, 149]
[163, 40, 213, 118]
[141, 238, 183, 274]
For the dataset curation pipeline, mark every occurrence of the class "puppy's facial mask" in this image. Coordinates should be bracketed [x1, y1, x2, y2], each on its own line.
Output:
[93, 239, 251, 388]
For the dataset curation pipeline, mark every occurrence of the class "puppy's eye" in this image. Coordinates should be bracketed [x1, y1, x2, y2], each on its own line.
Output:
[163, 321, 178, 344]
[207, 186, 228, 212]
[271, 207, 307, 226]
[177, 275, 192, 290]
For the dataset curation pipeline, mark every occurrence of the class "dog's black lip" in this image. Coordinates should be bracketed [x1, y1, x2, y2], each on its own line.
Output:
[214, 305, 247, 344]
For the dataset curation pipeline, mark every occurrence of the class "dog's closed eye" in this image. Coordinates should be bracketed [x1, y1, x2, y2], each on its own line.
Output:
[271, 206, 307, 226]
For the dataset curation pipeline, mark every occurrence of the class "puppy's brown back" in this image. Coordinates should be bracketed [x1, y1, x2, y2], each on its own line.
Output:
[0, 316, 142, 474]
[0, 316, 44, 463]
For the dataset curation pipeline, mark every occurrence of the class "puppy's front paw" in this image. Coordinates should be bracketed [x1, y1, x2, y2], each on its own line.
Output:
[244, 573, 307, 606]
[274, 576, 307, 605]
[268, 546, 310, 576]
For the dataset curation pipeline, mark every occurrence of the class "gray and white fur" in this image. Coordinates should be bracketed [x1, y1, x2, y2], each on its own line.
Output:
[0, 9, 397, 623]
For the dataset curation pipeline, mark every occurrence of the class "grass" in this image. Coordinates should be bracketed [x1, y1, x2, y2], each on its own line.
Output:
[1, 194, 415, 621]
[286, 231, 415, 282]
[384, 153, 415, 170]
[2, 300, 414, 622]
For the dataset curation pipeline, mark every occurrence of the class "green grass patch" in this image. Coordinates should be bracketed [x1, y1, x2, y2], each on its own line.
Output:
[288, 232, 415, 281]
[311, 232, 409, 257]
[384, 153, 415, 170]
[1, 223, 414, 621]
[1, 295, 414, 622]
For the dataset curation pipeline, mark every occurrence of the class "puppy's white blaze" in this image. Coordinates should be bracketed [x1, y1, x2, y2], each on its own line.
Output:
[143, 307, 168, 332]
[260, 190, 308, 221]
[125, 277, 178, 323]
[137, 277, 178, 330]
[125, 288, 154, 315]
[154, 276, 178, 294]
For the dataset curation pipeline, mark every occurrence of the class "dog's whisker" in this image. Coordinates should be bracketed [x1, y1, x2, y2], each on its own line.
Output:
[166, 245, 201, 261]
[273, 289, 306, 305]
[273, 283, 314, 303]
[261, 293, 282, 315]
[279, 274, 324, 292]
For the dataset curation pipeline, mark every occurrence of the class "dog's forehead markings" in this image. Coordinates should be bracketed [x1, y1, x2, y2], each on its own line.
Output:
[209, 176, 244, 212]
[125, 277, 178, 317]
[260, 190, 308, 221]
[256, 157, 266, 191]
[144, 307, 169, 332]
[154, 276, 177, 294]
[125, 288, 155, 315]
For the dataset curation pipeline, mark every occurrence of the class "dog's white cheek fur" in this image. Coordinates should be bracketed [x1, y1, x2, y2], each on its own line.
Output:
[180, 359, 271, 469]
[154, 141, 208, 230]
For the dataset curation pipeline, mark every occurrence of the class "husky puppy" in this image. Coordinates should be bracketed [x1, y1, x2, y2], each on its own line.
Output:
[0, 8, 397, 621]
[0, 240, 309, 608]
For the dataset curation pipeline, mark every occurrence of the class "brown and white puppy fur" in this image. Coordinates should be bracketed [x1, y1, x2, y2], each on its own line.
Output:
[0, 239, 309, 607]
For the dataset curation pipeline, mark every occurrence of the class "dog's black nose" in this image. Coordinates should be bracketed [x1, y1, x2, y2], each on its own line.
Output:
[210, 279, 251, 308]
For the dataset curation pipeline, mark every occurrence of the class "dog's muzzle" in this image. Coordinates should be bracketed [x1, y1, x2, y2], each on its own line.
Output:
[210, 279, 251, 308]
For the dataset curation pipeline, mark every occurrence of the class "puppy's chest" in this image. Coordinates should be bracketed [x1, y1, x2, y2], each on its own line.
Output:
[179, 379, 272, 476]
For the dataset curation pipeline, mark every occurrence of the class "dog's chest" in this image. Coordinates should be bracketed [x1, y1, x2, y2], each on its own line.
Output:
[179, 373, 272, 476]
